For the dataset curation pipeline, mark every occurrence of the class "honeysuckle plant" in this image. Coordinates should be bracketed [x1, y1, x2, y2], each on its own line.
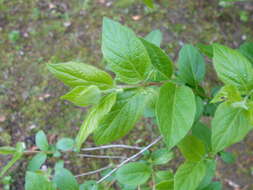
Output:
[1, 17, 253, 190]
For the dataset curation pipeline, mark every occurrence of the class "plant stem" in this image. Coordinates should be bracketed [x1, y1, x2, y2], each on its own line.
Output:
[75, 164, 112, 178]
[81, 144, 142, 151]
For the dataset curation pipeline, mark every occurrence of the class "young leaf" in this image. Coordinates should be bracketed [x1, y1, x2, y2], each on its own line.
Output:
[102, 17, 151, 84]
[239, 42, 253, 64]
[35, 131, 49, 151]
[140, 38, 173, 81]
[178, 135, 206, 162]
[213, 44, 253, 91]
[177, 44, 206, 87]
[116, 162, 152, 186]
[53, 168, 79, 190]
[56, 138, 75, 151]
[47, 62, 114, 90]
[27, 152, 47, 171]
[196, 43, 213, 58]
[156, 83, 196, 149]
[142, 0, 154, 8]
[192, 122, 211, 151]
[94, 90, 146, 145]
[198, 159, 216, 189]
[61, 86, 101, 107]
[151, 148, 174, 165]
[174, 161, 206, 190]
[155, 180, 174, 190]
[0, 146, 16, 155]
[220, 151, 236, 164]
[211, 103, 252, 153]
[25, 172, 55, 190]
[211, 85, 241, 104]
[75, 93, 116, 150]
[145, 29, 163, 47]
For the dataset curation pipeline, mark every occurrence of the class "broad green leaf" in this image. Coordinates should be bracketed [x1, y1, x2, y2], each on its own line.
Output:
[61, 86, 101, 107]
[196, 43, 213, 58]
[198, 159, 216, 189]
[177, 44, 206, 87]
[142, 0, 154, 8]
[174, 161, 206, 190]
[94, 90, 146, 145]
[0, 146, 16, 155]
[140, 38, 173, 81]
[47, 62, 114, 90]
[213, 44, 253, 91]
[53, 168, 79, 190]
[102, 17, 151, 84]
[56, 138, 75, 151]
[145, 29, 162, 47]
[200, 182, 222, 190]
[35, 131, 49, 151]
[155, 180, 173, 190]
[211, 103, 252, 153]
[27, 152, 47, 171]
[116, 162, 152, 186]
[75, 93, 116, 150]
[239, 42, 253, 64]
[220, 151, 236, 164]
[79, 181, 101, 190]
[178, 135, 206, 162]
[151, 148, 174, 165]
[54, 160, 64, 171]
[25, 172, 55, 190]
[211, 85, 241, 104]
[192, 122, 211, 151]
[155, 170, 174, 183]
[156, 83, 196, 149]
[195, 96, 204, 122]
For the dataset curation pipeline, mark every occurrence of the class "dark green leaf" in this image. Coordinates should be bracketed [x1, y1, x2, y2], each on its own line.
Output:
[151, 148, 173, 165]
[192, 122, 211, 151]
[195, 96, 204, 122]
[35, 131, 49, 151]
[239, 42, 253, 64]
[53, 168, 79, 190]
[220, 151, 236, 164]
[155, 180, 173, 190]
[145, 29, 162, 47]
[56, 138, 75, 151]
[27, 152, 47, 171]
[196, 43, 213, 58]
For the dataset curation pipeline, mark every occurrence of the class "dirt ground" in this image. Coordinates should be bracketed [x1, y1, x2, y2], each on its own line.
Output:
[0, 0, 253, 189]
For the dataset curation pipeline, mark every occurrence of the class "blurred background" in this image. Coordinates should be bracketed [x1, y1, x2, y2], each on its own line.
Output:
[0, 0, 253, 189]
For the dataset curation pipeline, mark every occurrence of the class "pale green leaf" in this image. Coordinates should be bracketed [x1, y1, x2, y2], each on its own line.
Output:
[198, 159, 216, 189]
[35, 131, 49, 151]
[151, 148, 173, 165]
[47, 62, 114, 90]
[220, 151, 236, 164]
[156, 83, 196, 149]
[102, 17, 151, 84]
[145, 29, 162, 47]
[61, 86, 101, 107]
[27, 152, 47, 171]
[239, 42, 253, 64]
[75, 93, 116, 150]
[94, 90, 146, 145]
[195, 96, 204, 122]
[116, 162, 152, 186]
[25, 172, 55, 190]
[155, 170, 174, 183]
[53, 168, 79, 190]
[56, 138, 75, 151]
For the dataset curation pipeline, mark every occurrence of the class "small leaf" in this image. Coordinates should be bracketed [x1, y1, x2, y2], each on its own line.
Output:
[155, 170, 174, 183]
[174, 161, 206, 190]
[0, 146, 16, 155]
[192, 122, 211, 151]
[75, 93, 116, 150]
[35, 131, 49, 151]
[53, 168, 79, 190]
[196, 43, 213, 58]
[156, 83, 196, 149]
[220, 151, 236, 164]
[198, 159, 216, 189]
[211, 85, 241, 104]
[25, 171, 55, 190]
[151, 148, 173, 165]
[47, 62, 114, 90]
[116, 162, 152, 186]
[178, 135, 206, 162]
[79, 180, 101, 190]
[239, 42, 253, 64]
[145, 29, 162, 47]
[155, 180, 173, 190]
[177, 44, 206, 87]
[56, 138, 75, 151]
[102, 17, 151, 84]
[27, 152, 47, 171]
[142, 0, 154, 8]
[61, 86, 101, 107]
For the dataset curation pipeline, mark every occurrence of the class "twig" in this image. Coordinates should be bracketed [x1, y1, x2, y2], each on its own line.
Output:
[79, 154, 126, 159]
[97, 136, 163, 184]
[81, 144, 142, 151]
[75, 165, 112, 178]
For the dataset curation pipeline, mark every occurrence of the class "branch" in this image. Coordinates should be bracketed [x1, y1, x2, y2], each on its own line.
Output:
[97, 136, 163, 184]
[81, 144, 142, 151]
[79, 154, 126, 159]
[75, 164, 112, 178]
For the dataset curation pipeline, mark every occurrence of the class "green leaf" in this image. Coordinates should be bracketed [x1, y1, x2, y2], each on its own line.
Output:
[211, 103, 252, 153]
[61, 86, 101, 107]
[0, 146, 16, 155]
[151, 148, 173, 165]
[177, 44, 206, 87]
[196, 43, 213, 58]
[140, 38, 173, 81]
[155, 170, 174, 183]
[145, 29, 162, 47]
[102, 17, 151, 84]
[192, 122, 211, 151]
[56, 138, 75, 151]
[211, 85, 241, 104]
[198, 159, 216, 189]
[155, 180, 173, 190]
[178, 135, 206, 162]
[213, 44, 253, 91]
[220, 151, 236, 164]
[200, 182, 222, 190]
[195, 96, 204, 122]
[156, 83, 196, 149]
[53, 168, 79, 190]
[94, 90, 146, 145]
[25, 171, 55, 190]
[27, 152, 47, 171]
[116, 162, 152, 186]
[79, 181, 101, 190]
[239, 42, 253, 64]
[174, 161, 206, 190]
[47, 62, 114, 90]
[75, 93, 116, 150]
[142, 0, 154, 8]
[35, 131, 49, 151]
